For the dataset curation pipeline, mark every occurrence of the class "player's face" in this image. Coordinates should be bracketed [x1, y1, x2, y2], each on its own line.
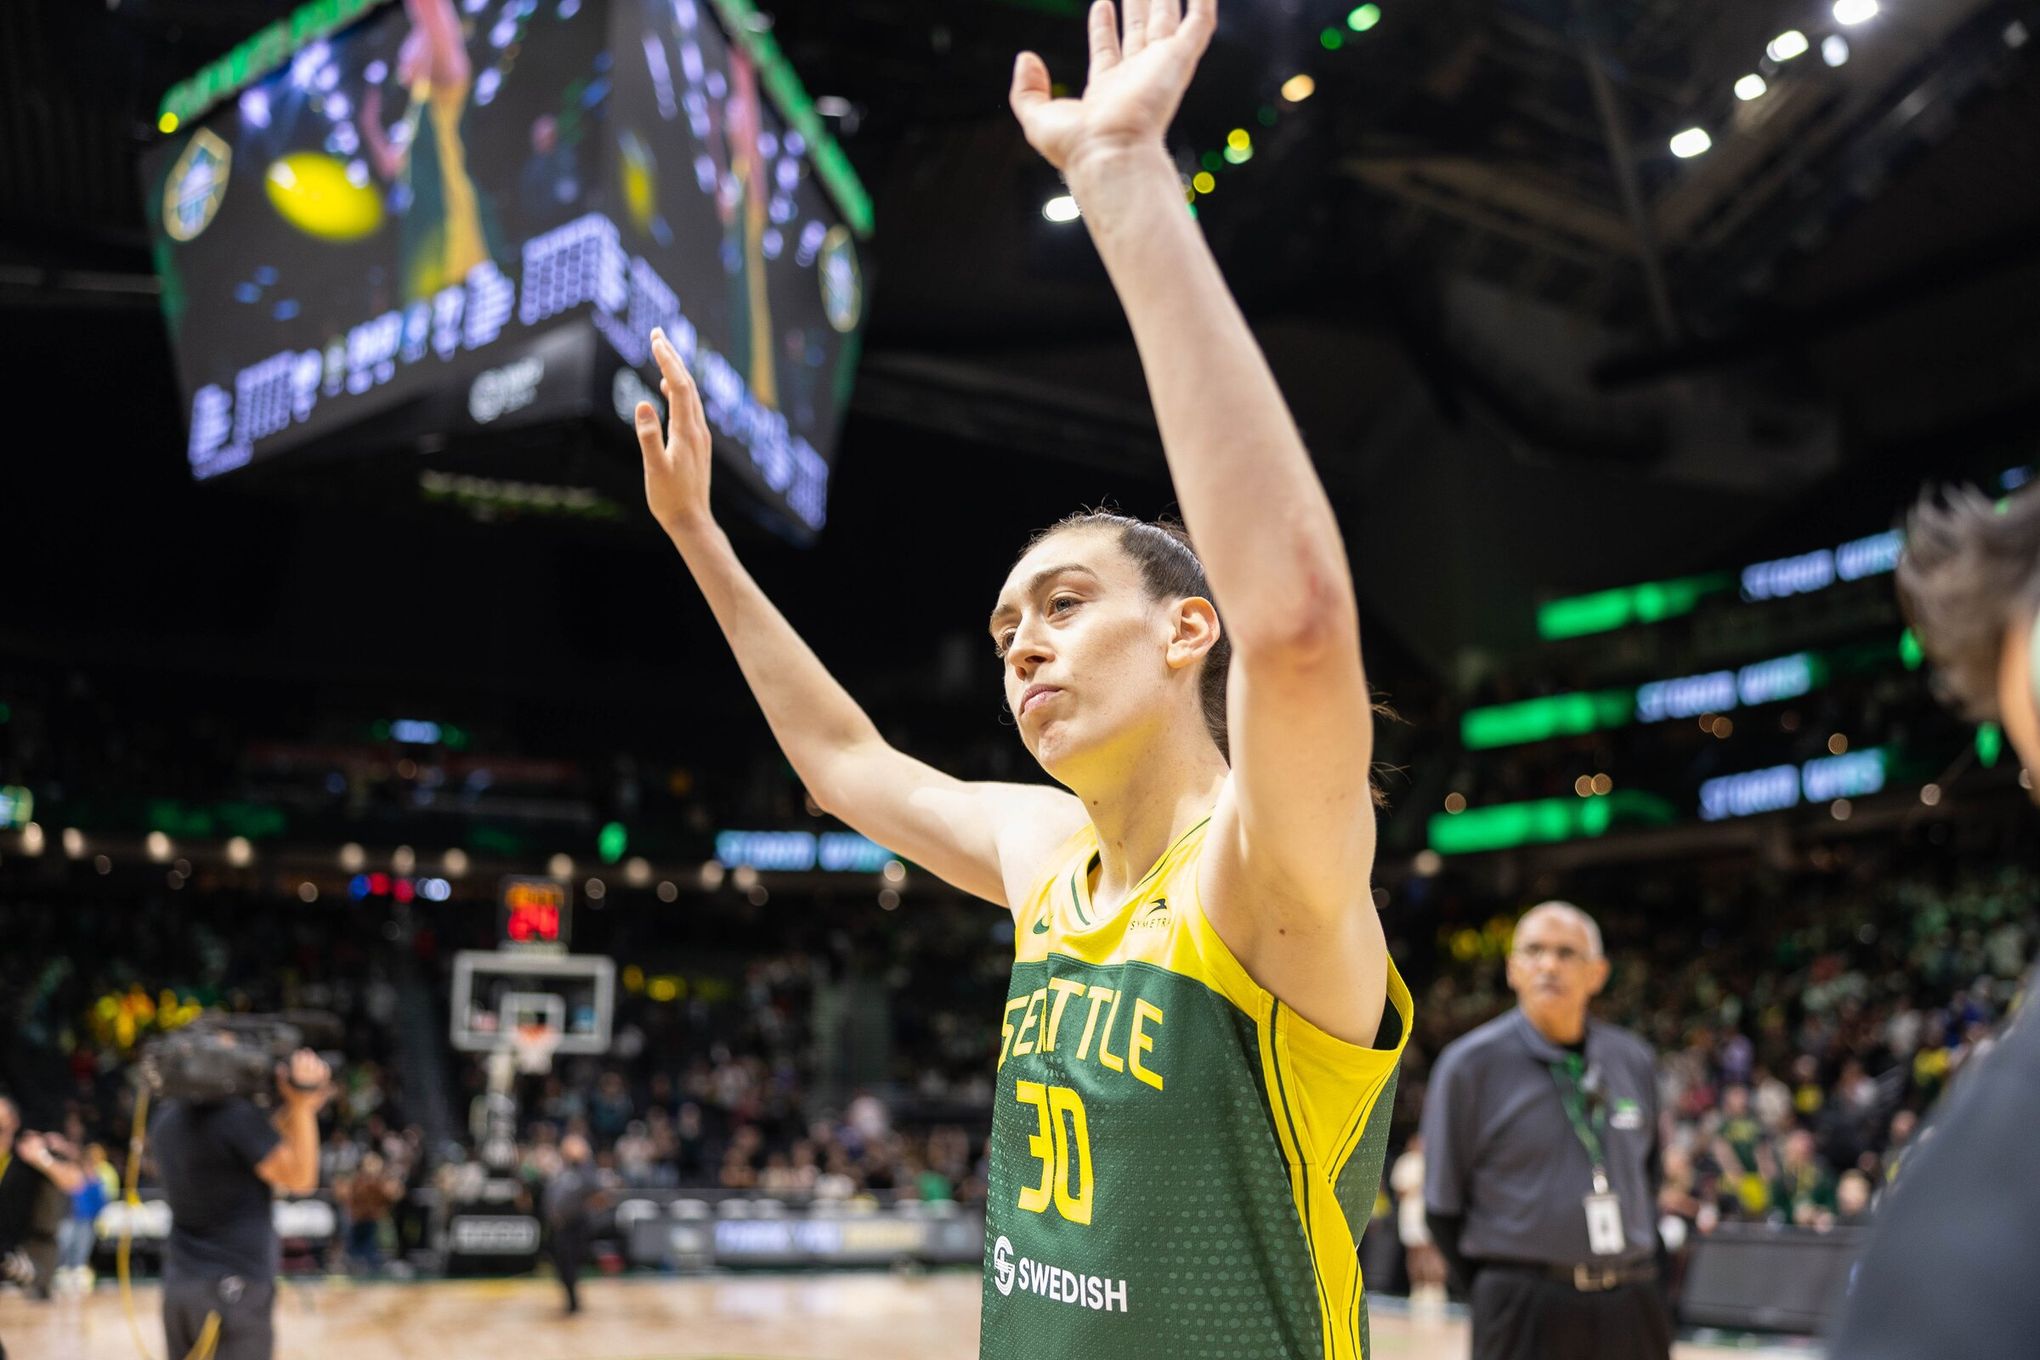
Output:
[989, 528, 1184, 781]
[1995, 613, 2040, 805]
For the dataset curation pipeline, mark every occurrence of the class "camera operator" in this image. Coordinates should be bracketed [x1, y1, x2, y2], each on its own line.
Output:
[150, 1048, 332, 1360]
[0, 1096, 86, 1300]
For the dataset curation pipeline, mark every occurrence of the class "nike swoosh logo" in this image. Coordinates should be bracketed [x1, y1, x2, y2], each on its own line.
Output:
[1031, 916, 1052, 934]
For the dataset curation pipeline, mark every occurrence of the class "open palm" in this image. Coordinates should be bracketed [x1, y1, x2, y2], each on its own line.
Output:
[1009, 0, 1217, 174]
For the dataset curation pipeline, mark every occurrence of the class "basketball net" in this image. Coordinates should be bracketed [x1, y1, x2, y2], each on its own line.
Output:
[511, 1022, 561, 1076]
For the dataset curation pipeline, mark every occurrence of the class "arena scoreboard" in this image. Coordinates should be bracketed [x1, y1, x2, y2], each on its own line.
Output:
[143, 0, 870, 541]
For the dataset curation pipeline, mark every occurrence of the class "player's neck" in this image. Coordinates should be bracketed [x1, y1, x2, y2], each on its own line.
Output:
[1077, 737, 1227, 907]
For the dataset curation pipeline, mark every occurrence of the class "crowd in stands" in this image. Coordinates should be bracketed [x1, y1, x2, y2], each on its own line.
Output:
[4, 795, 2035, 1298]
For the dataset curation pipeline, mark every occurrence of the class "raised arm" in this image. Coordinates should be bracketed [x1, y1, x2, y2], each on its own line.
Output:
[636, 330, 1084, 910]
[1011, 0, 1383, 1037]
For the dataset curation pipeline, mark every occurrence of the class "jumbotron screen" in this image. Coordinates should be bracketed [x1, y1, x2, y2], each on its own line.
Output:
[143, 0, 867, 537]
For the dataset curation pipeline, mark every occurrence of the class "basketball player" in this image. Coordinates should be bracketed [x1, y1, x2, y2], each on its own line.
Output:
[632, 0, 1409, 1353]
[1822, 484, 2040, 1355]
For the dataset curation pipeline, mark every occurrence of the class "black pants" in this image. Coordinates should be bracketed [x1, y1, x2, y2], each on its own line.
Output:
[547, 1221, 588, 1313]
[1470, 1266, 1672, 1360]
[163, 1275, 275, 1360]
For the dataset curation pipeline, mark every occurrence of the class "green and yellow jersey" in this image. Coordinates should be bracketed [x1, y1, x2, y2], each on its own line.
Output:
[981, 814, 1412, 1360]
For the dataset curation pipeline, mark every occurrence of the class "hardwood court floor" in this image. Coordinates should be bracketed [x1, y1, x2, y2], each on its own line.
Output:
[1, 1273, 1818, 1360]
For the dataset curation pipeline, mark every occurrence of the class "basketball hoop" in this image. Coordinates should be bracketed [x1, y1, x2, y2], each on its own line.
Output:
[511, 1022, 561, 1076]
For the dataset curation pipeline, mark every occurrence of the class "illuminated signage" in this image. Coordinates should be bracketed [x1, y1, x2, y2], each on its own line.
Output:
[500, 877, 571, 948]
[1740, 530, 1903, 603]
[1464, 652, 1826, 750]
[714, 830, 895, 873]
[1428, 791, 1678, 856]
[0, 786, 31, 830]
[1635, 652, 1822, 723]
[158, 0, 385, 126]
[1700, 748, 1888, 821]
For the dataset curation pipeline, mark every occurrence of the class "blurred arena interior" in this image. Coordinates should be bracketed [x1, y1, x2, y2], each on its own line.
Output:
[2, 0, 2039, 1354]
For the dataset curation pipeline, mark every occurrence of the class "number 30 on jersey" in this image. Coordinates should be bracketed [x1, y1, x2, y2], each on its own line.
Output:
[1014, 1081, 1093, 1225]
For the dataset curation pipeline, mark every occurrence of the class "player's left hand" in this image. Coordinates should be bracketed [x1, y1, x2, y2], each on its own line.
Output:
[1009, 0, 1216, 176]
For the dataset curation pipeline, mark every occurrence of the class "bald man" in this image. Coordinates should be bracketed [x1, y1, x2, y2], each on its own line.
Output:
[1421, 903, 1670, 1360]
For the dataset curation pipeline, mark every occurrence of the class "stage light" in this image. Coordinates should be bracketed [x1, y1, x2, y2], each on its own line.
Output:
[299, 882, 319, 903]
[1227, 129, 1251, 152]
[1768, 30, 1810, 61]
[549, 853, 574, 878]
[1443, 792, 1467, 814]
[1670, 127, 1712, 159]
[1822, 35, 1851, 65]
[883, 859, 907, 884]
[625, 856, 652, 886]
[699, 860, 726, 890]
[444, 848, 470, 877]
[392, 844, 416, 874]
[19, 823, 44, 857]
[1320, 27, 1344, 50]
[1193, 172, 1216, 194]
[598, 821, 628, 864]
[227, 837, 253, 867]
[1042, 194, 1080, 223]
[1828, 733, 1849, 755]
[1223, 144, 1252, 165]
[147, 831, 172, 862]
[63, 827, 84, 859]
[1833, 0, 1876, 25]
[1348, 4, 1381, 32]
[1920, 784, 1942, 806]
[159, 112, 179, 134]
[1735, 74, 1768, 100]
[340, 842, 366, 871]
[1281, 74, 1315, 102]
[1413, 849, 1442, 878]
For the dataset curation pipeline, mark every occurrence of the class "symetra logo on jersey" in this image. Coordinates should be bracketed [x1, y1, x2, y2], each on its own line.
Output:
[991, 1235, 1129, 1313]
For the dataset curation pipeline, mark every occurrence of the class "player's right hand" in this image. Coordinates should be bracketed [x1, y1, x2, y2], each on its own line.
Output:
[637, 327, 715, 537]
[278, 1048, 334, 1109]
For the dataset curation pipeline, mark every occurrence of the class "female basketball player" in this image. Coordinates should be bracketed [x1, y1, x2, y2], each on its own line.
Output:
[634, 1, 1409, 1354]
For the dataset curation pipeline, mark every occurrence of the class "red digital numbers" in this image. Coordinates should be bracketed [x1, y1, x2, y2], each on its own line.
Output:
[504, 883, 566, 942]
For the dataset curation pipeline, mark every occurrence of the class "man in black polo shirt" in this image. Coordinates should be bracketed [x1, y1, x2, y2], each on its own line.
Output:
[1422, 902, 1670, 1360]
[150, 1048, 331, 1360]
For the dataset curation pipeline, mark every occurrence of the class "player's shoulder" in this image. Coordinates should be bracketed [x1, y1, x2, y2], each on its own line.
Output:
[982, 782, 1088, 908]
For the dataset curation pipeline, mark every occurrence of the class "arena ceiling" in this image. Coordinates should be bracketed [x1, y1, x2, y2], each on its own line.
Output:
[3, 0, 2038, 683]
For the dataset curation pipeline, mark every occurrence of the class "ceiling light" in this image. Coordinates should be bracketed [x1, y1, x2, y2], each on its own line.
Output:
[1767, 29, 1810, 61]
[1833, 0, 1877, 26]
[1042, 194, 1080, 223]
[1669, 127, 1713, 159]
[1734, 74, 1768, 100]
